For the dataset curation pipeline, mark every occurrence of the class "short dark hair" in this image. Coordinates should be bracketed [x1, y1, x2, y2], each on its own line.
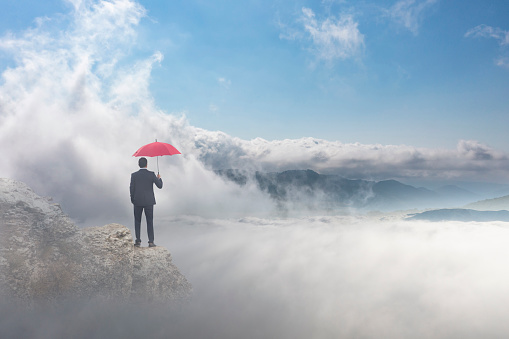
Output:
[138, 157, 148, 168]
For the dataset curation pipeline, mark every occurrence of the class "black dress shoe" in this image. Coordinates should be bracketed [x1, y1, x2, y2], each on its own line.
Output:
[148, 242, 156, 248]
[134, 240, 141, 247]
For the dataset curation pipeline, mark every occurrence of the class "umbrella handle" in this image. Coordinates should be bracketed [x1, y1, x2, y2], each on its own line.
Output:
[156, 139, 159, 175]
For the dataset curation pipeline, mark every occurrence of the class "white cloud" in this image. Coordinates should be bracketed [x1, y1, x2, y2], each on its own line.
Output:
[385, 0, 438, 35]
[0, 0, 273, 225]
[194, 135, 509, 182]
[217, 77, 231, 89]
[465, 24, 509, 68]
[280, 7, 364, 62]
[465, 24, 509, 46]
[157, 216, 509, 338]
[496, 57, 509, 69]
[300, 7, 364, 61]
[109, 51, 163, 112]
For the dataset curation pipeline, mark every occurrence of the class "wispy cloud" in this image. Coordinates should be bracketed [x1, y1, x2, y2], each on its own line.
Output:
[465, 24, 509, 68]
[217, 77, 231, 89]
[496, 57, 509, 69]
[280, 7, 364, 62]
[465, 24, 509, 45]
[301, 8, 364, 61]
[385, 0, 439, 35]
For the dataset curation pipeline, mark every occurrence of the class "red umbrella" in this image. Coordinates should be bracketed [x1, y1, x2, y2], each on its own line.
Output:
[133, 140, 181, 174]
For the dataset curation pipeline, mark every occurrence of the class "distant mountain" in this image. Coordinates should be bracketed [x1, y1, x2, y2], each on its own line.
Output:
[254, 169, 372, 210]
[368, 180, 438, 210]
[465, 195, 509, 211]
[433, 185, 479, 205]
[216, 169, 482, 212]
[407, 209, 509, 222]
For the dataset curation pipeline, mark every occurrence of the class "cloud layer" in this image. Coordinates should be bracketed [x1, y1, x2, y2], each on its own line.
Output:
[4, 215, 509, 338]
[202, 136, 509, 182]
[160, 216, 509, 338]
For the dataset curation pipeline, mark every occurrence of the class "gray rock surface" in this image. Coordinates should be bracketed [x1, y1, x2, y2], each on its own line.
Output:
[132, 246, 192, 301]
[80, 223, 135, 300]
[0, 178, 191, 305]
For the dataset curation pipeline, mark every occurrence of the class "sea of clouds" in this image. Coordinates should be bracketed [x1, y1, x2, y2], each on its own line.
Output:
[164, 215, 509, 339]
[3, 215, 509, 339]
[2, 1, 509, 338]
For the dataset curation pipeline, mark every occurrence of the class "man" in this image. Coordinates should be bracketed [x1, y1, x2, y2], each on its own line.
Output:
[130, 157, 163, 248]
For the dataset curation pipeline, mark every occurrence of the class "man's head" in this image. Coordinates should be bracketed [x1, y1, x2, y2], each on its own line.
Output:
[138, 157, 148, 168]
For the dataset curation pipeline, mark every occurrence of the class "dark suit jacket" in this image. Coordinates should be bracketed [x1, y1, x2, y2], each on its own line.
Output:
[130, 168, 163, 206]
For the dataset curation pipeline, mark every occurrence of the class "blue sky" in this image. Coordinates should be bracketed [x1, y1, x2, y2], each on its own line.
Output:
[1, 0, 509, 151]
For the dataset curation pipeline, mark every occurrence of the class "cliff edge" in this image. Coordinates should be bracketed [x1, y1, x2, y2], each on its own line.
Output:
[0, 178, 191, 305]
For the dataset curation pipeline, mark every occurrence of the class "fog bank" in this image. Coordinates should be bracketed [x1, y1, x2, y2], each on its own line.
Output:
[3, 216, 509, 339]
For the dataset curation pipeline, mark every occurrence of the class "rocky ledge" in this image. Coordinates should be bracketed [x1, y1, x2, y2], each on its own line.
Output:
[0, 178, 191, 305]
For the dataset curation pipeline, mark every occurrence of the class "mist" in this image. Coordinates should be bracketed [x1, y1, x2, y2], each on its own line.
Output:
[157, 216, 509, 339]
[3, 215, 509, 338]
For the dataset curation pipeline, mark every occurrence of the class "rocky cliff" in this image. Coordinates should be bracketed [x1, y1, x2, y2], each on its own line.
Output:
[0, 178, 191, 305]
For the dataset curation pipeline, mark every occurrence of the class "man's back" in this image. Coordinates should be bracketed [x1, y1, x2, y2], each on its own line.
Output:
[130, 169, 163, 206]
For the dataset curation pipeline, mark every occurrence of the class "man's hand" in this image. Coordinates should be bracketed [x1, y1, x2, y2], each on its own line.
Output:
[157, 174, 161, 179]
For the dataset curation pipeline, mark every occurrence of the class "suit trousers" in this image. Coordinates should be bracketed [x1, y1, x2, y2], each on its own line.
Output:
[134, 205, 154, 243]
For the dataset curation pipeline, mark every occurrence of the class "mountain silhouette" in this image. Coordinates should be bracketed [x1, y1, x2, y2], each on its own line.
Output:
[216, 169, 481, 211]
[407, 209, 509, 222]
[464, 195, 509, 211]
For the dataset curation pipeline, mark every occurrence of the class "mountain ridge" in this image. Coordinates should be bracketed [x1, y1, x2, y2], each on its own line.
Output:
[464, 195, 509, 211]
[216, 169, 485, 211]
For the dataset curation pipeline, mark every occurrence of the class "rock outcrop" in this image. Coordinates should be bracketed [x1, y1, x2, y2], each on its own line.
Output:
[0, 178, 191, 305]
[132, 246, 192, 301]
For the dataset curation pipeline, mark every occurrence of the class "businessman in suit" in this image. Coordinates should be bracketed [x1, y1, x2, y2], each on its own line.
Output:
[130, 157, 163, 247]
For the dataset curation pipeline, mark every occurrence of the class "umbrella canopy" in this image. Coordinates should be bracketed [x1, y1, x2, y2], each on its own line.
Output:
[133, 141, 181, 157]
[133, 141, 181, 174]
